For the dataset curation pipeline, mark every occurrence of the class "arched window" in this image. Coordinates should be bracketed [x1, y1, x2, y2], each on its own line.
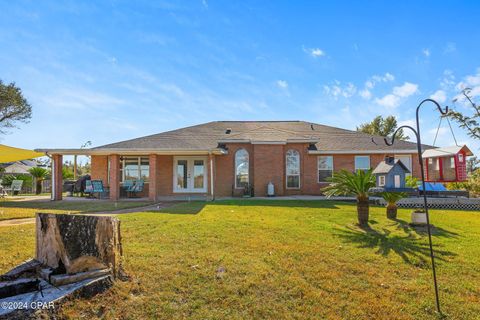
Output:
[286, 149, 300, 188]
[235, 149, 249, 188]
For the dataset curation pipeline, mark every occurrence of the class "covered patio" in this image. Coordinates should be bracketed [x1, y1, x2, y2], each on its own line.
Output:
[35, 148, 225, 202]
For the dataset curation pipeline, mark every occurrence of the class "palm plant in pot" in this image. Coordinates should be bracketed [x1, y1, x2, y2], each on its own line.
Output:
[28, 167, 49, 195]
[322, 169, 376, 227]
[380, 192, 407, 219]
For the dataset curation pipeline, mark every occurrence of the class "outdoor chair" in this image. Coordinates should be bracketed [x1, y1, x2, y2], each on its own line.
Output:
[128, 180, 144, 198]
[121, 180, 135, 197]
[85, 180, 107, 199]
[0, 186, 7, 198]
[3, 180, 24, 196]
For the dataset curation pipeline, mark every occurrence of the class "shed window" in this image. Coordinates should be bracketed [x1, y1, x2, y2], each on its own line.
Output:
[318, 156, 333, 182]
[379, 175, 386, 187]
[354, 156, 370, 172]
[458, 154, 464, 162]
[286, 150, 300, 188]
[235, 149, 249, 188]
[450, 157, 455, 169]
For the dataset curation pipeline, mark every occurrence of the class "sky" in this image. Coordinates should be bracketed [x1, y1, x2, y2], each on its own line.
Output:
[0, 0, 479, 155]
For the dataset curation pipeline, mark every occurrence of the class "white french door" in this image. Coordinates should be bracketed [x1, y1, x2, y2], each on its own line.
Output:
[173, 157, 208, 193]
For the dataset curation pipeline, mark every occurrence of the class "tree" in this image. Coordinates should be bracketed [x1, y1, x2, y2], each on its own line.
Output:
[322, 169, 376, 227]
[381, 192, 407, 219]
[448, 88, 480, 141]
[357, 115, 409, 140]
[28, 167, 49, 194]
[0, 80, 32, 134]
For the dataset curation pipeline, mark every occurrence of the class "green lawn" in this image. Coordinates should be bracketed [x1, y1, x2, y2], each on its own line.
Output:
[0, 199, 153, 221]
[1, 200, 479, 319]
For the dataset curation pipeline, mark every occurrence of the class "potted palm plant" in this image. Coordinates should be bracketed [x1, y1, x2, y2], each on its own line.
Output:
[380, 192, 407, 219]
[28, 167, 49, 195]
[322, 169, 376, 227]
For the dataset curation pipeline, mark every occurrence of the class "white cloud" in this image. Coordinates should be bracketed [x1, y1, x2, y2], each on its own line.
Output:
[375, 82, 419, 109]
[430, 90, 447, 103]
[422, 48, 430, 57]
[375, 94, 400, 109]
[392, 82, 419, 98]
[276, 80, 288, 89]
[303, 46, 325, 58]
[359, 73, 395, 99]
[202, 0, 208, 8]
[359, 89, 372, 99]
[323, 81, 356, 99]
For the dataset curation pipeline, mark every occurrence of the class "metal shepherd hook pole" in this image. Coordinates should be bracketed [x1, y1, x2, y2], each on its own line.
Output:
[384, 98, 448, 315]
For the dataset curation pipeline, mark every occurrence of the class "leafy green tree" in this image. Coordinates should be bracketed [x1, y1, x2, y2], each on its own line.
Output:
[357, 115, 409, 140]
[28, 167, 49, 194]
[405, 175, 419, 188]
[322, 169, 376, 227]
[0, 80, 32, 134]
[449, 88, 479, 141]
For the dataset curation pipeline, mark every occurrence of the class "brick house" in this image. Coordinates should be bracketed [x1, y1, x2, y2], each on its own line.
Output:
[38, 121, 423, 201]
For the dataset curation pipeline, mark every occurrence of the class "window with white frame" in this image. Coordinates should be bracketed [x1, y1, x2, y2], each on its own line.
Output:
[435, 158, 440, 170]
[450, 157, 455, 168]
[318, 156, 333, 182]
[458, 154, 464, 162]
[379, 175, 386, 187]
[286, 150, 300, 188]
[120, 156, 149, 182]
[235, 149, 249, 188]
[354, 156, 370, 172]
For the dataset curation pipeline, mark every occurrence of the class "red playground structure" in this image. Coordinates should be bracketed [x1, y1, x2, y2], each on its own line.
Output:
[422, 145, 473, 182]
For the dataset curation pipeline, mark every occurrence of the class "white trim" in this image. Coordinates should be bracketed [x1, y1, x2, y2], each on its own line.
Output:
[210, 155, 214, 198]
[354, 155, 371, 171]
[379, 175, 386, 187]
[285, 149, 301, 189]
[172, 156, 208, 193]
[317, 155, 334, 183]
[309, 149, 418, 155]
[234, 148, 249, 189]
[252, 141, 287, 145]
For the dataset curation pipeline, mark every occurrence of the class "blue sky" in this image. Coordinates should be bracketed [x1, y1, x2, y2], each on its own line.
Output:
[1, 0, 479, 154]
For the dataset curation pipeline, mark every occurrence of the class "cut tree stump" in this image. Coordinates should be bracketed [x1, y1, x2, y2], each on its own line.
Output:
[36, 213, 123, 278]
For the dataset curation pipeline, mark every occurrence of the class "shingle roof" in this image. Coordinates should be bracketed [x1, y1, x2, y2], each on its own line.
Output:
[93, 121, 426, 152]
[372, 159, 411, 174]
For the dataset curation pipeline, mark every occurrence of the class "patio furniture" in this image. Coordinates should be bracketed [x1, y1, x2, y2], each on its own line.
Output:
[0, 186, 7, 198]
[128, 180, 144, 198]
[3, 180, 24, 196]
[74, 175, 91, 197]
[85, 180, 107, 199]
[121, 180, 135, 197]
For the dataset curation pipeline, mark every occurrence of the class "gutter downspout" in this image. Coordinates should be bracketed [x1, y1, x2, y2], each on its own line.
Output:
[45, 152, 54, 201]
[209, 152, 215, 201]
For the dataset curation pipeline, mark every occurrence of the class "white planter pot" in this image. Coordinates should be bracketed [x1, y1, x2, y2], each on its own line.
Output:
[411, 211, 428, 225]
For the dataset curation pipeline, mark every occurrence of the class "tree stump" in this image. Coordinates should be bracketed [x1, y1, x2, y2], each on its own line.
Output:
[36, 213, 123, 277]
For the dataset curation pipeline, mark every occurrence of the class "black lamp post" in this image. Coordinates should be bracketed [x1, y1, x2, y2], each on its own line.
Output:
[384, 98, 448, 315]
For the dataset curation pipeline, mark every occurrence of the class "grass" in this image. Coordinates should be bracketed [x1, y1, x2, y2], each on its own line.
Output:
[0, 199, 153, 221]
[1, 200, 479, 319]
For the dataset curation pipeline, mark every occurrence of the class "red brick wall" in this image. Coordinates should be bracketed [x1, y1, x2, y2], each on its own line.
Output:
[88, 149, 422, 198]
[90, 155, 108, 185]
[252, 144, 285, 196]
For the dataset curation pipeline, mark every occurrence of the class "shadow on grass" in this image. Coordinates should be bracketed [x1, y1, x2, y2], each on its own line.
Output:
[212, 199, 346, 209]
[336, 224, 456, 267]
[390, 218, 460, 239]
